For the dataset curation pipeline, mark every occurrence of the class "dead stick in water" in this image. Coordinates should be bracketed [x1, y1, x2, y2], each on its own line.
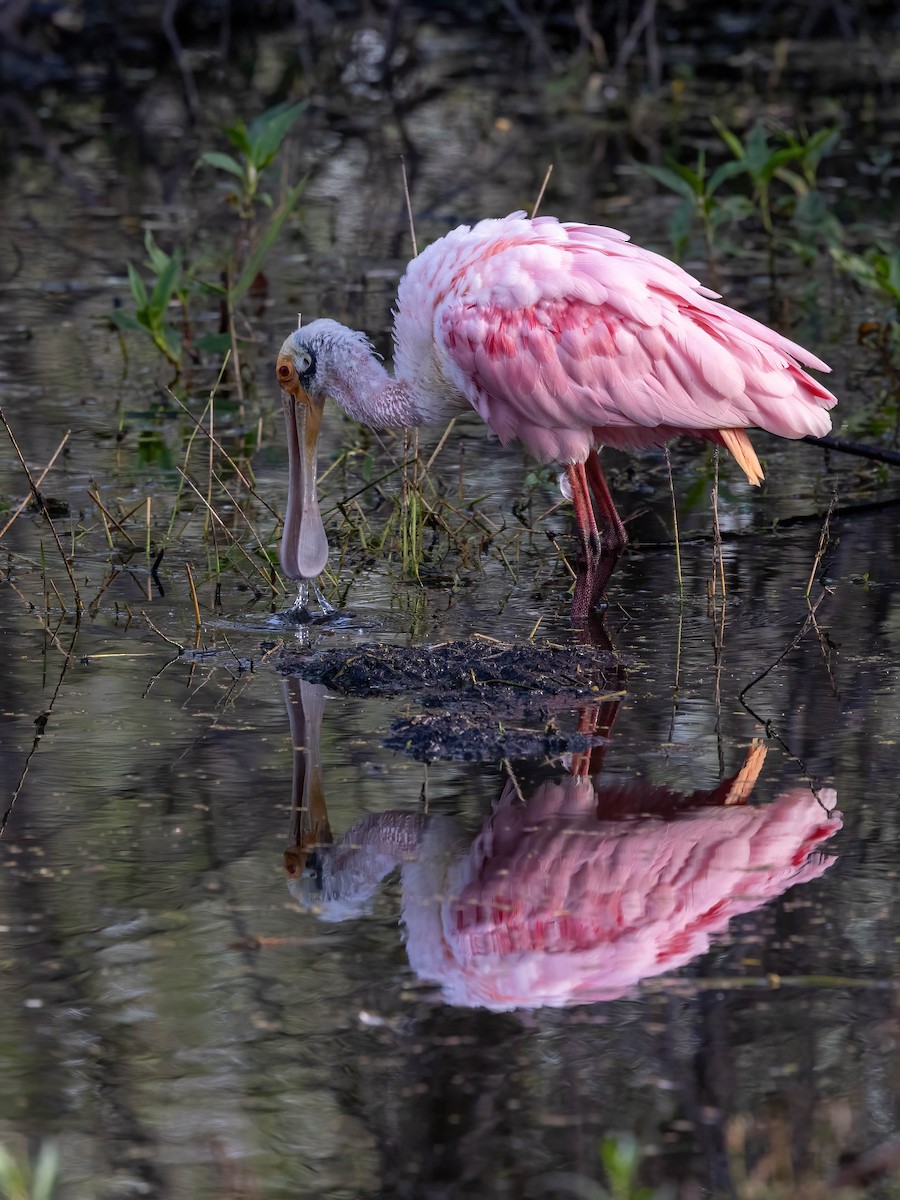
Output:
[0, 406, 81, 608]
[803, 433, 900, 467]
[0, 430, 71, 542]
[185, 562, 202, 629]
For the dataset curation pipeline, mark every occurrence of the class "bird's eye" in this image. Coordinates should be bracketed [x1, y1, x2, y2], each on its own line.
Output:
[277, 361, 295, 384]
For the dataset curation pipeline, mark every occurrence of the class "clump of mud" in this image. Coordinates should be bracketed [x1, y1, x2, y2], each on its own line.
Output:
[278, 638, 623, 762]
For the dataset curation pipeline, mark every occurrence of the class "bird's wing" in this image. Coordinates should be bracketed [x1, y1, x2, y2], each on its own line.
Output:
[434, 222, 836, 465]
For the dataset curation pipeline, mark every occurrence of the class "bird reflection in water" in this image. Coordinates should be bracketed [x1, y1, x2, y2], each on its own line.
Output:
[282, 679, 841, 1012]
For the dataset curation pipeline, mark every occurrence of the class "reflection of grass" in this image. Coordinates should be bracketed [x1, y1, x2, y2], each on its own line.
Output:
[537, 1116, 900, 1199]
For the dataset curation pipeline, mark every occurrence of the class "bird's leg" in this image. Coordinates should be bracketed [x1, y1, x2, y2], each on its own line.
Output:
[568, 450, 628, 611]
[585, 450, 627, 559]
[565, 463, 602, 564]
[566, 462, 605, 621]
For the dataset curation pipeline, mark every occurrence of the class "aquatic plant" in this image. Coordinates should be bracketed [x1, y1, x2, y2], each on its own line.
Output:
[831, 243, 900, 406]
[539, 1133, 671, 1199]
[644, 121, 840, 267]
[110, 230, 188, 368]
[640, 149, 753, 265]
[110, 100, 307, 377]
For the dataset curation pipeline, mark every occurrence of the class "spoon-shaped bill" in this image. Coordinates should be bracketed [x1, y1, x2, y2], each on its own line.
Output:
[280, 390, 329, 580]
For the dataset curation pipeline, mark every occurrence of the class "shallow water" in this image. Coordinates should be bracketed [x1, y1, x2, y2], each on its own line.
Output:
[3, 13, 900, 1199]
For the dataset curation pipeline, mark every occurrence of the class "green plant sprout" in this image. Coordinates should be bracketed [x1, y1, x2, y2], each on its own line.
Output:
[643, 121, 839, 267]
[111, 100, 308, 378]
[832, 243, 900, 407]
[109, 231, 186, 367]
[640, 150, 753, 264]
[198, 99, 307, 219]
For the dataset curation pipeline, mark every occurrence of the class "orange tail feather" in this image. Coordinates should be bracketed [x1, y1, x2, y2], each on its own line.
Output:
[717, 428, 764, 486]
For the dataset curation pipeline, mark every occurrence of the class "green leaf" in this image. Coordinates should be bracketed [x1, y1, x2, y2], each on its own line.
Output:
[224, 119, 252, 157]
[230, 175, 307, 304]
[707, 158, 748, 194]
[710, 194, 756, 226]
[712, 116, 745, 161]
[773, 164, 807, 195]
[667, 200, 694, 259]
[247, 99, 307, 170]
[197, 150, 246, 180]
[887, 252, 900, 301]
[109, 310, 145, 332]
[149, 249, 181, 314]
[161, 323, 183, 363]
[743, 124, 771, 176]
[640, 163, 697, 201]
[143, 229, 171, 274]
[758, 145, 804, 183]
[126, 261, 148, 308]
[32, 1144, 60, 1200]
[802, 127, 840, 170]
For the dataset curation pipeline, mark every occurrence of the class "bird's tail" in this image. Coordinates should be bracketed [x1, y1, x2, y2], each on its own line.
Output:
[716, 428, 764, 486]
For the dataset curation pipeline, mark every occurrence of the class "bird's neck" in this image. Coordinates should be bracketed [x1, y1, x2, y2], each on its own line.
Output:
[327, 354, 423, 429]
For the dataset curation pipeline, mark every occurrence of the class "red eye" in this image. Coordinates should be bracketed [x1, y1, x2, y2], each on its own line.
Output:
[277, 361, 294, 382]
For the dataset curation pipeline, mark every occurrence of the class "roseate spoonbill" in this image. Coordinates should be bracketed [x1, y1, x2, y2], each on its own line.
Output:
[276, 212, 838, 611]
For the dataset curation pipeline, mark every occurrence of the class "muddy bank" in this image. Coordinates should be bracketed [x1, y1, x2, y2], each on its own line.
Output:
[278, 637, 623, 760]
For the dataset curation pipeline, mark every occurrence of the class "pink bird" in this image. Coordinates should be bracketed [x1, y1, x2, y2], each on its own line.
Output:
[276, 212, 838, 613]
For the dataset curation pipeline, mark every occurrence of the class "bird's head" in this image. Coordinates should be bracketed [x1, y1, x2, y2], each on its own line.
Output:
[274, 321, 337, 582]
[275, 320, 378, 582]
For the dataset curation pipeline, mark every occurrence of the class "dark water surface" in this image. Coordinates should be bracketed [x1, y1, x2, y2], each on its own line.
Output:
[3, 13, 900, 1198]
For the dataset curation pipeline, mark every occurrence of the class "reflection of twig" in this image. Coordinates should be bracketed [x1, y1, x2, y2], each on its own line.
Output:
[808, 607, 839, 698]
[738, 589, 836, 810]
[664, 445, 683, 597]
[806, 492, 836, 599]
[501, 757, 526, 803]
[614, 0, 658, 81]
[141, 610, 185, 651]
[645, 973, 892, 995]
[709, 446, 726, 608]
[740, 589, 828, 705]
[0, 429, 70, 542]
[141, 652, 182, 700]
[666, 601, 684, 746]
[0, 95, 97, 204]
[0, 406, 81, 609]
[2, 624, 79, 835]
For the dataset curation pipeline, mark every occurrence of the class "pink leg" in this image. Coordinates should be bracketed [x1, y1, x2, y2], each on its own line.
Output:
[564, 463, 601, 563]
[565, 452, 628, 616]
[585, 450, 628, 558]
[566, 462, 611, 619]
